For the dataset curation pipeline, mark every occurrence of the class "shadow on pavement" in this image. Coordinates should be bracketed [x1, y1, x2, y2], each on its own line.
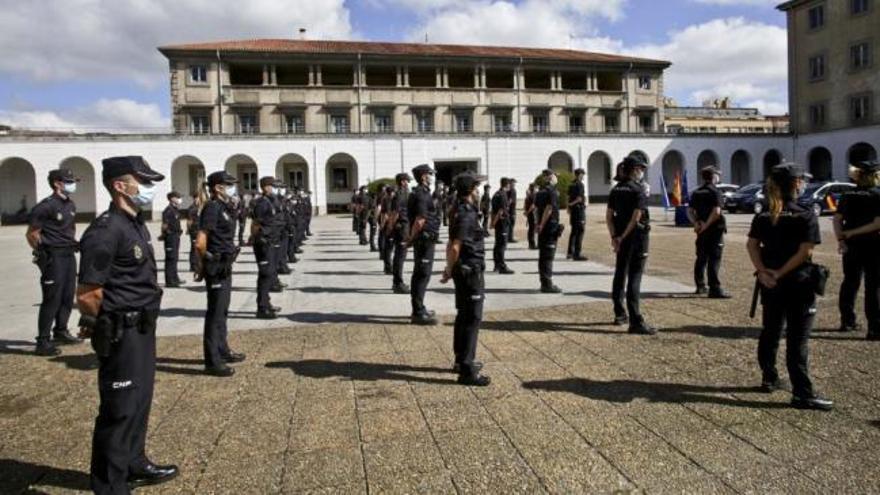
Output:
[522, 378, 788, 409]
[478, 320, 623, 335]
[49, 353, 98, 371]
[576, 290, 700, 300]
[0, 459, 90, 492]
[0, 339, 36, 356]
[662, 325, 761, 340]
[266, 359, 454, 385]
[286, 312, 412, 325]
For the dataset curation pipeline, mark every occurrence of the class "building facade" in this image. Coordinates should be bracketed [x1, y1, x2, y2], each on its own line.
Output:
[664, 106, 789, 134]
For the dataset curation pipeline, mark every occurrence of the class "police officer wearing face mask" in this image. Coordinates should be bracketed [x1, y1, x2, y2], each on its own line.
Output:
[524, 183, 538, 250]
[441, 171, 491, 386]
[187, 192, 203, 274]
[160, 191, 185, 288]
[365, 189, 378, 251]
[607, 157, 655, 334]
[388, 173, 412, 293]
[480, 184, 491, 233]
[379, 185, 394, 272]
[507, 178, 518, 243]
[536, 169, 563, 293]
[834, 159, 880, 338]
[274, 182, 292, 276]
[491, 178, 514, 274]
[196, 172, 245, 377]
[251, 177, 281, 319]
[76, 156, 179, 493]
[567, 168, 588, 261]
[688, 166, 731, 298]
[407, 164, 440, 325]
[26, 168, 82, 356]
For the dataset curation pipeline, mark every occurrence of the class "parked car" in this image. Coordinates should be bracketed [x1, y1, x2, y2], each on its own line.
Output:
[724, 183, 765, 214]
[716, 183, 740, 207]
[797, 181, 855, 217]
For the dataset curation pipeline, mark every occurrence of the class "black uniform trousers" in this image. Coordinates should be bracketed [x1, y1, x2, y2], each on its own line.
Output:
[538, 227, 559, 288]
[188, 232, 199, 273]
[492, 220, 509, 270]
[453, 265, 485, 375]
[287, 230, 298, 263]
[694, 228, 724, 291]
[357, 216, 368, 245]
[612, 230, 649, 323]
[378, 227, 387, 260]
[382, 230, 394, 273]
[839, 241, 880, 332]
[508, 211, 517, 241]
[567, 206, 586, 257]
[90, 310, 158, 495]
[410, 236, 435, 315]
[527, 213, 537, 248]
[760, 284, 816, 399]
[392, 225, 409, 286]
[254, 239, 277, 311]
[37, 247, 76, 341]
[368, 218, 377, 250]
[352, 212, 358, 232]
[237, 218, 246, 245]
[203, 266, 232, 368]
[481, 209, 489, 232]
[278, 235, 290, 271]
[163, 234, 181, 286]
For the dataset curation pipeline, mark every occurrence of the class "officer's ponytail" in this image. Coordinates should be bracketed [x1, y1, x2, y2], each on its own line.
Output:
[849, 166, 880, 188]
[766, 176, 797, 225]
[196, 181, 209, 213]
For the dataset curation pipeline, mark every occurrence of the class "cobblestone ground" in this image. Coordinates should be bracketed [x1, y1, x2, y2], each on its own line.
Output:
[2, 209, 879, 494]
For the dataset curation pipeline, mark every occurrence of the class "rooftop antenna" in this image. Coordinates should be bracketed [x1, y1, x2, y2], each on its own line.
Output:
[424, 33, 429, 44]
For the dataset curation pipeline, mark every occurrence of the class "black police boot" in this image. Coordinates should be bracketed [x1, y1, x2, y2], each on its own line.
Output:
[256, 309, 278, 320]
[457, 371, 491, 387]
[758, 378, 787, 393]
[452, 361, 482, 374]
[370, 244, 377, 252]
[279, 266, 292, 275]
[205, 365, 235, 377]
[566, 253, 573, 259]
[695, 286, 708, 295]
[223, 352, 246, 364]
[628, 322, 657, 335]
[540, 284, 562, 294]
[791, 395, 833, 411]
[838, 322, 860, 332]
[708, 289, 732, 299]
[271, 305, 282, 313]
[613, 314, 629, 326]
[35, 339, 61, 357]
[392, 283, 410, 294]
[498, 266, 515, 275]
[572, 255, 589, 261]
[127, 462, 179, 489]
[295, 247, 303, 254]
[53, 330, 82, 345]
[411, 312, 438, 326]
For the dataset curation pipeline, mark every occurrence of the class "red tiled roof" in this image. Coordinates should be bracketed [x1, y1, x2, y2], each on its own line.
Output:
[158, 39, 670, 67]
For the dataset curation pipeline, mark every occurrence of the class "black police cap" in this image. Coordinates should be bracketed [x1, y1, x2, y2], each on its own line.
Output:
[574, 168, 586, 175]
[102, 156, 164, 183]
[853, 159, 880, 172]
[259, 176, 276, 188]
[541, 169, 556, 177]
[770, 162, 812, 182]
[48, 168, 79, 184]
[395, 172, 413, 183]
[453, 171, 487, 195]
[167, 191, 182, 200]
[620, 156, 648, 171]
[412, 164, 434, 178]
[701, 165, 722, 176]
[207, 171, 237, 187]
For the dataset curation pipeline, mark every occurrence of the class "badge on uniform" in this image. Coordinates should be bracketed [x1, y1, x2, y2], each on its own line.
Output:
[134, 245, 143, 260]
[56, 212, 63, 221]
[222, 211, 230, 222]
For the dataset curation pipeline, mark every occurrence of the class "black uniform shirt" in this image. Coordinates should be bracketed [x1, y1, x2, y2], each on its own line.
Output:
[451, 201, 485, 267]
[690, 184, 726, 231]
[568, 182, 586, 207]
[535, 186, 560, 226]
[200, 198, 237, 255]
[608, 180, 648, 236]
[79, 204, 161, 312]
[252, 195, 279, 241]
[480, 191, 491, 212]
[391, 187, 410, 224]
[162, 205, 182, 235]
[29, 194, 77, 248]
[508, 188, 517, 214]
[837, 186, 880, 234]
[491, 191, 509, 218]
[187, 203, 200, 236]
[748, 201, 821, 271]
[409, 184, 440, 235]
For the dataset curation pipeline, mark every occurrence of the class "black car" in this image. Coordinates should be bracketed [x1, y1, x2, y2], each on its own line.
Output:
[724, 183, 765, 214]
[796, 181, 855, 216]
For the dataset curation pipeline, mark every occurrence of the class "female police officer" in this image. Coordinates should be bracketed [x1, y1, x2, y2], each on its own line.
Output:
[747, 163, 833, 410]
[196, 171, 246, 377]
[441, 171, 490, 386]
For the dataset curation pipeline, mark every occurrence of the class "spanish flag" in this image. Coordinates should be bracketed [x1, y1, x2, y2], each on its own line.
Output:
[671, 171, 683, 207]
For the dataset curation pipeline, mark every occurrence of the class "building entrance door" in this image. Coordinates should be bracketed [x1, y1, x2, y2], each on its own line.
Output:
[433, 160, 478, 188]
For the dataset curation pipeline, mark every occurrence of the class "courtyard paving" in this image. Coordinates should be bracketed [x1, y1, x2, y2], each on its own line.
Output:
[1, 208, 879, 494]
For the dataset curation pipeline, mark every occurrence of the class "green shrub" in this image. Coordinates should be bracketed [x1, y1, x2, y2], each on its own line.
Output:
[532, 171, 576, 205]
[367, 177, 395, 194]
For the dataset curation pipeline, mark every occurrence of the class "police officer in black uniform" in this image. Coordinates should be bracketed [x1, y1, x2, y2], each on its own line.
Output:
[507, 178, 518, 242]
[356, 185, 369, 245]
[274, 182, 292, 276]
[26, 168, 82, 356]
[380, 185, 395, 273]
[606, 157, 655, 334]
[567, 168, 588, 260]
[688, 166, 731, 298]
[251, 177, 281, 319]
[236, 193, 250, 246]
[491, 178, 515, 274]
[187, 192, 202, 274]
[76, 156, 178, 493]
[524, 182, 538, 249]
[196, 172, 246, 377]
[407, 164, 440, 325]
[365, 189, 378, 251]
[834, 159, 880, 338]
[389, 173, 411, 293]
[535, 169, 563, 293]
[480, 184, 491, 233]
[304, 190, 314, 237]
[441, 171, 491, 386]
[160, 191, 185, 288]
[747, 163, 833, 410]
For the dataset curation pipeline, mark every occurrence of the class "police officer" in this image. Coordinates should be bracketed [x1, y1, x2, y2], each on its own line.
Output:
[160, 191, 185, 288]
[195, 172, 246, 377]
[747, 163, 832, 410]
[507, 178, 518, 242]
[187, 192, 203, 274]
[304, 190, 314, 237]
[524, 183, 538, 249]
[365, 189, 378, 251]
[834, 159, 880, 338]
[380, 185, 395, 273]
[433, 180, 445, 226]
[491, 178, 514, 274]
[251, 177, 281, 319]
[408, 164, 441, 325]
[350, 188, 359, 233]
[274, 182, 292, 276]
[441, 171, 490, 386]
[606, 157, 655, 334]
[76, 156, 178, 493]
[388, 173, 412, 293]
[236, 193, 250, 246]
[688, 166, 731, 298]
[26, 168, 81, 356]
[356, 185, 369, 245]
[535, 170, 563, 293]
[480, 184, 491, 233]
[567, 168, 588, 260]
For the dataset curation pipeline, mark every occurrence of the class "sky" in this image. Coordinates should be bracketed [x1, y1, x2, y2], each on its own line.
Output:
[0, 0, 789, 133]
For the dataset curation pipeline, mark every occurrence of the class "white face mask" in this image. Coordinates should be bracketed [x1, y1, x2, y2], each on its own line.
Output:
[635, 170, 646, 182]
[549, 175, 558, 186]
[172, 198, 182, 207]
[267, 186, 275, 196]
[225, 184, 238, 198]
[62, 182, 77, 194]
[127, 182, 155, 208]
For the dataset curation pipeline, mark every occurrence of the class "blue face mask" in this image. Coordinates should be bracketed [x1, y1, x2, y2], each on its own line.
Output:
[225, 185, 238, 198]
[128, 182, 155, 208]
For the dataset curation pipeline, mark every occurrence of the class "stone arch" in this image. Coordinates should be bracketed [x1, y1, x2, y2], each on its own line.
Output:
[847, 142, 878, 164]
[730, 150, 752, 186]
[326, 153, 358, 212]
[763, 149, 783, 178]
[697, 149, 719, 169]
[59, 156, 97, 220]
[587, 150, 613, 200]
[276, 153, 310, 191]
[0, 157, 37, 224]
[808, 147, 833, 182]
[225, 154, 259, 194]
[661, 150, 686, 202]
[171, 155, 206, 205]
[547, 150, 574, 175]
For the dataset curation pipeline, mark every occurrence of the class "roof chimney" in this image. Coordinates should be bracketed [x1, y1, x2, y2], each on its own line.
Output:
[299, 28, 307, 40]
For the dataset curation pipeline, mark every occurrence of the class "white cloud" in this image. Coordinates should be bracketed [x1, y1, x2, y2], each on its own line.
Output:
[0, 99, 170, 133]
[691, 0, 779, 5]
[0, 0, 353, 87]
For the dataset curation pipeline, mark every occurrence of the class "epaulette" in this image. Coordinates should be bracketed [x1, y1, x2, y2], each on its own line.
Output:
[92, 212, 112, 228]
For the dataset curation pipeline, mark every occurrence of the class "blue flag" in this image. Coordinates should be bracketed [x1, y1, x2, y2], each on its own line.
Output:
[659, 172, 671, 209]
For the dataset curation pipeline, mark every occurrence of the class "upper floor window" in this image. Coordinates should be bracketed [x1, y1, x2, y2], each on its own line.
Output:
[603, 113, 619, 133]
[851, 93, 872, 123]
[237, 113, 258, 134]
[454, 111, 472, 133]
[284, 113, 305, 134]
[809, 102, 826, 128]
[531, 113, 549, 133]
[639, 114, 654, 132]
[808, 4, 825, 30]
[330, 114, 350, 134]
[851, 42, 871, 70]
[809, 54, 826, 80]
[493, 112, 512, 133]
[415, 109, 434, 133]
[374, 113, 393, 133]
[190, 114, 210, 134]
[190, 65, 207, 84]
[852, 0, 870, 15]
[638, 75, 652, 91]
[568, 114, 584, 133]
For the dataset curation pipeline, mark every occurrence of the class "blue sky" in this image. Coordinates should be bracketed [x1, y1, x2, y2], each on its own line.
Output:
[0, 0, 789, 132]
